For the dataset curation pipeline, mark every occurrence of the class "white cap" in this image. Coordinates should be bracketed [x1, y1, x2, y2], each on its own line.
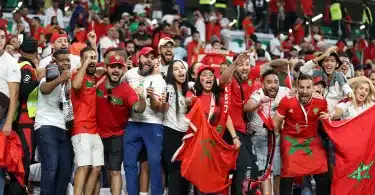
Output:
[220, 18, 230, 27]
[209, 15, 218, 22]
[122, 12, 130, 17]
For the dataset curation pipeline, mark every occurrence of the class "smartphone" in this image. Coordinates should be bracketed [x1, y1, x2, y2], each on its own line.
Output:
[147, 81, 153, 98]
[18, 34, 24, 44]
[165, 86, 170, 103]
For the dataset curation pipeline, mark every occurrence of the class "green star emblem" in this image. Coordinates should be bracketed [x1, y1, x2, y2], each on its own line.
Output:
[200, 139, 216, 160]
[313, 108, 319, 115]
[216, 125, 223, 134]
[348, 161, 374, 182]
[285, 136, 314, 156]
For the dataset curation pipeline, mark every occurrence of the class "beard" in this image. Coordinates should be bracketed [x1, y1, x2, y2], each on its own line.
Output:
[235, 71, 249, 82]
[138, 61, 154, 76]
[161, 53, 173, 65]
[86, 63, 96, 76]
[264, 87, 279, 98]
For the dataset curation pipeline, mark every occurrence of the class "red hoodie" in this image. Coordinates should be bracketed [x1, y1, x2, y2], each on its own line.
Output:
[364, 44, 375, 63]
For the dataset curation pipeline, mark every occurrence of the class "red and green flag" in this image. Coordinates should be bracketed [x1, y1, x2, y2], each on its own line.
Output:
[323, 106, 375, 195]
[172, 85, 238, 193]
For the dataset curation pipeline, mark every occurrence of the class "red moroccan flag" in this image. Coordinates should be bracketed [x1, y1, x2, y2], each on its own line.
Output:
[322, 106, 375, 195]
[172, 98, 238, 193]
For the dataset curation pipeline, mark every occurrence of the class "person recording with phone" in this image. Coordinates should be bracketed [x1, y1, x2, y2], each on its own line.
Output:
[34, 49, 73, 195]
[122, 47, 166, 195]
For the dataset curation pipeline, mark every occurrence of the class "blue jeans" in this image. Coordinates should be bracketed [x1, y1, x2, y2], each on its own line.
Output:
[36, 126, 73, 195]
[123, 122, 164, 195]
[0, 118, 5, 195]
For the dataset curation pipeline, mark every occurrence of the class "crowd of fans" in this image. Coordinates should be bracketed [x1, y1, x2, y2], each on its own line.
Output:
[1, 1, 375, 195]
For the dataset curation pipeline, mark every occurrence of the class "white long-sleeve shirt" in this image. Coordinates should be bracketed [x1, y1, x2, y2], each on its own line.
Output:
[44, 7, 64, 28]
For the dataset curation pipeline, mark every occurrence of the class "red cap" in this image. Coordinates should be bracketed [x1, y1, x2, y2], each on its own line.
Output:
[197, 64, 215, 76]
[107, 55, 125, 66]
[138, 47, 158, 57]
[50, 32, 68, 43]
[75, 29, 86, 43]
[105, 24, 115, 32]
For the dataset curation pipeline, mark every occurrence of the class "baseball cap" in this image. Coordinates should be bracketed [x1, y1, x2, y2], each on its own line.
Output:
[122, 12, 130, 17]
[197, 65, 215, 76]
[20, 38, 38, 53]
[50, 32, 68, 44]
[107, 55, 125, 66]
[138, 47, 158, 57]
[158, 37, 175, 49]
[314, 76, 326, 88]
[317, 52, 343, 69]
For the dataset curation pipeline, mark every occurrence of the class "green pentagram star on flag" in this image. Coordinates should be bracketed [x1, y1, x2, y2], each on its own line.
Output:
[348, 161, 374, 182]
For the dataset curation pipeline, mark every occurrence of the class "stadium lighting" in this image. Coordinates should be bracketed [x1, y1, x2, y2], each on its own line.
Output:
[306, 21, 309, 25]
[289, 29, 293, 33]
[18, 2, 23, 7]
[312, 14, 323, 22]
[229, 19, 237, 27]
[360, 25, 366, 30]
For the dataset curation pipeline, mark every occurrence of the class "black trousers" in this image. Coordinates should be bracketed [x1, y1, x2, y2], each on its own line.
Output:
[231, 132, 259, 195]
[162, 126, 190, 195]
[279, 173, 330, 195]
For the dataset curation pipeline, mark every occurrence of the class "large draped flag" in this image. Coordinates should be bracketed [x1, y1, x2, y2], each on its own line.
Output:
[322, 105, 375, 195]
[172, 86, 238, 193]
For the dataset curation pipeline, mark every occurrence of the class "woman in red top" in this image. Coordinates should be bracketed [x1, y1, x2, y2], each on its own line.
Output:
[282, 35, 295, 58]
[190, 65, 240, 195]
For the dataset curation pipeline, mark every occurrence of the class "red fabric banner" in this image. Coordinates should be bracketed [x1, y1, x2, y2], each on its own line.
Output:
[172, 85, 238, 193]
[323, 105, 375, 195]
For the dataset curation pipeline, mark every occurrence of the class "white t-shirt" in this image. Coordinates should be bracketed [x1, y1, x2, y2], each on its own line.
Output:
[163, 84, 189, 132]
[39, 54, 81, 71]
[44, 7, 65, 28]
[337, 101, 374, 120]
[99, 36, 119, 62]
[270, 37, 282, 57]
[123, 68, 166, 124]
[29, 163, 41, 195]
[35, 78, 66, 130]
[0, 52, 21, 97]
[195, 19, 206, 42]
[249, 87, 290, 136]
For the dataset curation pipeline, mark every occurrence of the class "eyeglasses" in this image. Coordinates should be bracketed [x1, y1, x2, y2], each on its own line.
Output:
[107, 88, 113, 103]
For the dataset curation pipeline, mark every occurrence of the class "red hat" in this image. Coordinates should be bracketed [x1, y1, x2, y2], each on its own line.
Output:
[107, 55, 125, 66]
[50, 32, 68, 43]
[197, 64, 215, 76]
[75, 29, 86, 43]
[138, 47, 158, 57]
[314, 76, 326, 88]
[105, 24, 115, 32]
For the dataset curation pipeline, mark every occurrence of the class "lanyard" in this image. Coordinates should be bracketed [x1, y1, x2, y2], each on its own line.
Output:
[208, 94, 215, 122]
[298, 98, 312, 125]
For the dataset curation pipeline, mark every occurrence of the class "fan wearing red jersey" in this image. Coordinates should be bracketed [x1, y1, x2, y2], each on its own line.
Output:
[273, 74, 330, 195]
[97, 54, 146, 195]
[219, 51, 299, 195]
[71, 47, 104, 195]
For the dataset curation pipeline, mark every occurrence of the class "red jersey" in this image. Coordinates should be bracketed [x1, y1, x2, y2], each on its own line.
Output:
[285, 0, 297, 13]
[187, 41, 199, 65]
[277, 95, 328, 177]
[269, 0, 279, 14]
[71, 74, 98, 136]
[230, 66, 261, 133]
[187, 91, 223, 127]
[242, 18, 255, 36]
[96, 80, 139, 138]
[200, 54, 227, 78]
[206, 23, 221, 42]
[301, 0, 313, 16]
